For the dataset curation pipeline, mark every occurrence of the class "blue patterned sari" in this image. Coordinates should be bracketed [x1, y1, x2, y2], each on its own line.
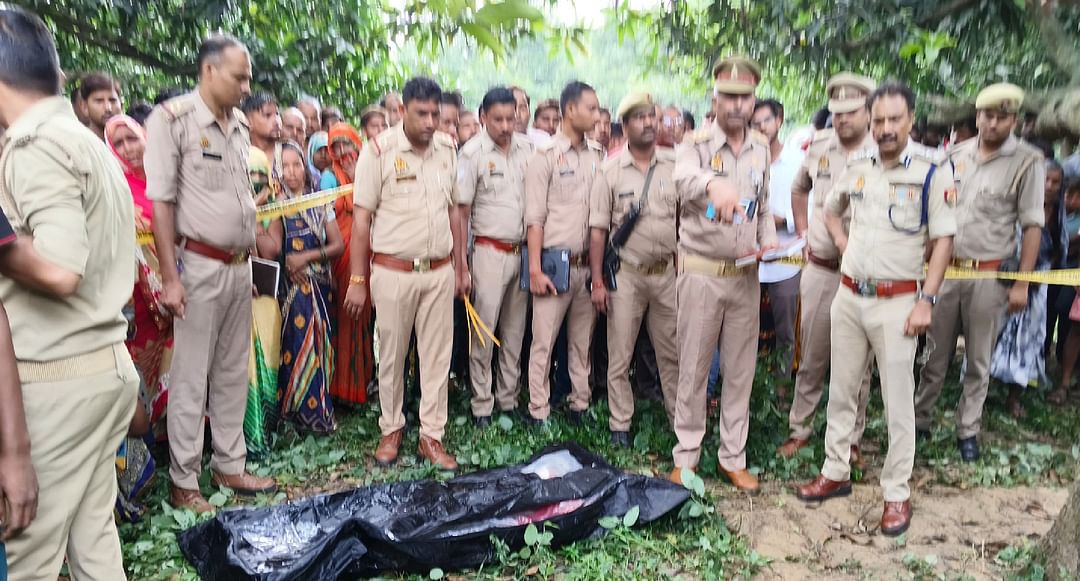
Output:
[279, 205, 337, 433]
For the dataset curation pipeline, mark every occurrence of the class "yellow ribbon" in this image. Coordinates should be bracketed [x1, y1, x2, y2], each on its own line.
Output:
[135, 185, 354, 246]
[772, 256, 1080, 286]
[463, 295, 501, 354]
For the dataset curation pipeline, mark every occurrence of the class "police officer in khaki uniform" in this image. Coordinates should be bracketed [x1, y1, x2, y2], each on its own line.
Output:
[343, 77, 464, 471]
[671, 56, 777, 493]
[523, 81, 603, 424]
[914, 84, 1044, 461]
[0, 7, 137, 578]
[589, 92, 679, 446]
[145, 35, 276, 513]
[779, 73, 877, 463]
[798, 82, 956, 537]
[456, 87, 533, 425]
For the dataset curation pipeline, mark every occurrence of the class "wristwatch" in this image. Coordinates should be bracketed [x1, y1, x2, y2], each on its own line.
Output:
[916, 290, 938, 307]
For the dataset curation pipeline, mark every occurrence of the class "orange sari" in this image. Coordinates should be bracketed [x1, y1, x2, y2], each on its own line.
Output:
[328, 124, 373, 405]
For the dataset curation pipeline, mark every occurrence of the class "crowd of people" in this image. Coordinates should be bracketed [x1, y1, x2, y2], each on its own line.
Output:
[0, 4, 1078, 579]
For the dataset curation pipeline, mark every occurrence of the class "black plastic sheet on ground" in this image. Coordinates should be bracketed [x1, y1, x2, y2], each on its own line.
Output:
[178, 443, 690, 580]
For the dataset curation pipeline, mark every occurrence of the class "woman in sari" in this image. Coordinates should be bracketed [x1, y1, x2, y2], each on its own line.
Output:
[105, 114, 161, 521]
[308, 130, 331, 189]
[325, 123, 375, 405]
[105, 114, 171, 439]
[268, 141, 344, 433]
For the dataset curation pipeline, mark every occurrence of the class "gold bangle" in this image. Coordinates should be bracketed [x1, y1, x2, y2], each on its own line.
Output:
[349, 274, 366, 286]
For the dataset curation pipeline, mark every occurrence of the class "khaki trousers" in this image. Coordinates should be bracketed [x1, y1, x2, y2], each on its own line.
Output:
[607, 265, 679, 432]
[7, 344, 138, 581]
[915, 278, 1008, 437]
[168, 251, 252, 489]
[822, 289, 917, 502]
[672, 270, 758, 471]
[527, 266, 595, 420]
[371, 263, 454, 440]
[467, 244, 528, 416]
[788, 262, 871, 442]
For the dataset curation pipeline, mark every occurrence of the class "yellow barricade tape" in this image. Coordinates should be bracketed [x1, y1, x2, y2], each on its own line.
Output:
[772, 256, 1080, 286]
[463, 295, 501, 353]
[135, 185, 354, 246]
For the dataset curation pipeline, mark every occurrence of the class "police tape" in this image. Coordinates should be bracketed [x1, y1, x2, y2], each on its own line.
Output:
[134, 185, 354, 246]
[464, 295, 501, 353]
[771, 256, 1080, 286]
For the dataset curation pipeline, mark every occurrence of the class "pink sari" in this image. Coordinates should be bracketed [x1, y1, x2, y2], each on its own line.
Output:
[106, 115, 172, 440]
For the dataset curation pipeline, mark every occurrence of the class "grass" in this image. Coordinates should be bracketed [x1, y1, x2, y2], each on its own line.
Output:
[119, 353, 1080, 580]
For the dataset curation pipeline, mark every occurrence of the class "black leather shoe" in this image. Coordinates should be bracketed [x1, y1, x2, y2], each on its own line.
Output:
[610, 431, 630, 448]
[566, 410, 586, 426]
[474, 415, 491, 429]
[957, 436, 980, 462]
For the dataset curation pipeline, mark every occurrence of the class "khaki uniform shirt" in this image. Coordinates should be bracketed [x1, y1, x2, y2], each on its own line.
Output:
[457, 130, 533, 242]
[144, 92, 256, 252]
[948, 135, 1045, 260]
[524, 133, 604, 256]
[0, 97, 134, 361]
[354, 125, 458, 260]
[827, 145, 957, 281]
[674, 123, 778, 260]
[589, 147, 678, 266]
[792, 130, 877, 260]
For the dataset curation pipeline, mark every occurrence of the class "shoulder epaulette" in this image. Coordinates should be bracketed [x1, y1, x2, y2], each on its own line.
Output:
[748, 129, 769, 146]
[812, 128, 835, 142]
[459, 135, 482, 158]
[693, 128, 712, 144]
[434, 131, 455, 149]
[161, 94, 197, 121]
[371, 130, 394, 157]
[511, 132, 534, 152]
[657, 147, 677, 163]
[1014, 138, 1046, 160]
[233, 107, 249, 128]
[585, 138, 602, 151]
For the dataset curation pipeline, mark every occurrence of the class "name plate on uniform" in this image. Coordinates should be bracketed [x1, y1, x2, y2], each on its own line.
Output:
[519, 247, 571, 294]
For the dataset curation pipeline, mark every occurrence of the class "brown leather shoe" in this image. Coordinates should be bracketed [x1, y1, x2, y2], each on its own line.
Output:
[849, 445, 864, 469]
[777, 438, 810, 458]
[796, 474, 852, 502]
[668, 465, 698, 486]
[721, 468, 760, 494]
[170, 485, 214, 514]
[880, 500, 912, 536]
[211, 471, 277, 496]
[418, 435, 459, 471]
[375, 429, 404, 466]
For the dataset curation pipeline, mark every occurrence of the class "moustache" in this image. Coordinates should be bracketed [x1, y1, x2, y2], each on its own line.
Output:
[879, 134, 898, 143]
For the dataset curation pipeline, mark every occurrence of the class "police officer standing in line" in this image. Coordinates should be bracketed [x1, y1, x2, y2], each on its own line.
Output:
[344, 77, 464, 471]
[797, 82, 956, 536]
[589, 92, 680, 446]
[779, 73, 877, 463]
[456, 87, 534, 426]
[914, 83, 1045, 461]
[523, 81, 603, 425]
[671, 56, 777, 493]
[145, 35, 276, 513]
[0, 7, 138, 577]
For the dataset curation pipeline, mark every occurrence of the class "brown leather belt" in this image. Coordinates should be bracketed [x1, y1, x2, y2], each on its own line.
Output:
[182, 238, 250, 264]
[569, 253, 588, 267]
[841, 275, 918, 298]
[807, 252, 840, 271]
[372, 253, 452, 273]
[950, 258, 1003, 271]
[474, 236, 522, 255]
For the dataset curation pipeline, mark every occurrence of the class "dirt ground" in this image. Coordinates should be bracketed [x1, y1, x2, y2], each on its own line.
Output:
[716, 475, 1067, 580]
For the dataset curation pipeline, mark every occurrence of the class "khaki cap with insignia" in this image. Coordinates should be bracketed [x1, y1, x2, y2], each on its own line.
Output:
[826, 72, 876, 114]
[360, 105, 388, 125]
[975, 82, 1024, 113]
[711, 55, 761, 95]
[615, 91, 656, 122]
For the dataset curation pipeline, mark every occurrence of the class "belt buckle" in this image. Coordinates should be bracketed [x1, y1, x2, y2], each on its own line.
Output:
[413, 258, 432, 272]
[510, 242, 521, 255]
[955, 258, 974, 269]
[230, 252, 248, 265]
[856, 280, 877, 297]
[647, 262, 666, 276]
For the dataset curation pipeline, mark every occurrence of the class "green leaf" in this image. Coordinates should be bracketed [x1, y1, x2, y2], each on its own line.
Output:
[460, 22, 503, 55]
[598, 516, 620, 529]
[688, 502, 704, 518]
[475, 0, 544, 26]
[208, 491, 228, 507]
[898, 42, 922, 59]
[328, 449, 347, 463]
[497, 415, 514, 431]
[524, 523, 540, 546]
[429, 567, 445, 580]
[622, 505, 640, 528]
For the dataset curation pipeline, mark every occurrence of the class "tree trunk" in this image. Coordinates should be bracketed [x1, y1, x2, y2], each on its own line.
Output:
[1041, 477, 1080, 579]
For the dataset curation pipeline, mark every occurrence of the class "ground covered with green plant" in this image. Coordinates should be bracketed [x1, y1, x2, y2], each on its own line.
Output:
[120, 358, 1079, 580]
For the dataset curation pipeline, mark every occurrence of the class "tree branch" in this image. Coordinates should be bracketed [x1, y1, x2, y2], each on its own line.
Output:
[33, 4, 195, 77]
[842, 0, 980, 51]
[1027, 0, 1080, 85]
